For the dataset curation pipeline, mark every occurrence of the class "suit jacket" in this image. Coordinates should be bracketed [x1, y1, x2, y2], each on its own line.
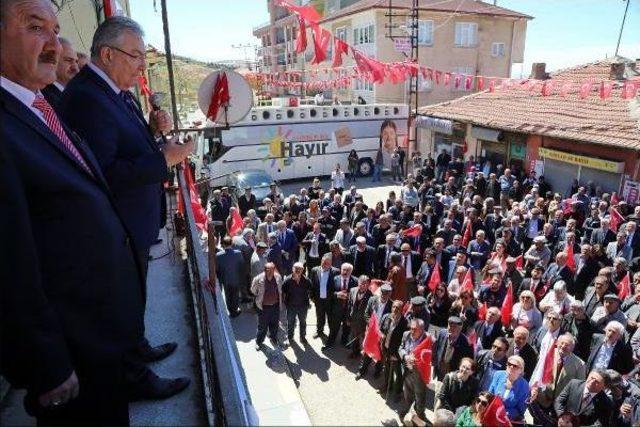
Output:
[375, 244, 399, 277]
[365, 295, 393, 325]
[542, 263, 574, 293]
[237, 193, 256, 217]
[586, 335, 634, 375]
[1, 87, 144, 395]
[401, 250, 422, 278]
[331, 275, 357, 317]
[606, 241, 633, 262]
[509, 342, 538, 381]
[347, 287, 373, 333]
[215, 248, 245, 287]
[302, 231, 328, 258]
[590, 228, 616, 247]
[379, 313, 408, 355]
[473, 320, 505, 350]
[554, 379, 613, 426]
[41, 83, 63, 111]
[256, 221, 277, 243]
[61, 66, 167, 250]
[310, 266, 339, 301]
[347, 245, 376, 277]
[433, 329, 474, 380]
[537, 352, 586, 408]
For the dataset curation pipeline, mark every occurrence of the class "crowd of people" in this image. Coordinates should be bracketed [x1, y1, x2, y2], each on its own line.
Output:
[214, 148, 640, 426]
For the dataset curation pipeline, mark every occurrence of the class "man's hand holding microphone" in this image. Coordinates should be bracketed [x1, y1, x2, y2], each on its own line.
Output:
[149, 109, 195, 167]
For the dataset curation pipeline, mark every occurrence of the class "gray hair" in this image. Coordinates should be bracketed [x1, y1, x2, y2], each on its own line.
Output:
[91, 16, 144, 59]
[58, 37, 72, 48]
[433, 409, 456, 427]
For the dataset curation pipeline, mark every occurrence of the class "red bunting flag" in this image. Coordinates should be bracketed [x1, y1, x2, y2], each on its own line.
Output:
[443, 72, 451, 86]
[618, 272, 631, 300]
[178, 161, 208, 231]
[541, 80, 555, 96]
[295, 16, 307, 53]
[362, 313, 383, 361]
[462, 219, 473, 247]
[412, 334, 433, 384]
[461, 268, 474, 292]
[276, 0, 321, 23]
[420, 66, 428, 79]
[478, 301, 488, 321]
[351, 47, 386, 83]
[501, 284, 513, 327]
[540, 339, 557, 386]
[464, 75, 473, 90]
[622, 81, 639, 99]
[609, 207, 624, 233]
[137, 74, 152, 96]
[454, 73, 461, 89]
[559, 81, 573, 97]
[515, 254, 523, 269]
[467, 329, 478, 354]
[310, 27, 331, 64]
[477, 76, 485, 90]
[427, 263, 441, 292]
[206, 72, 230, 122]
[599, 81, 613, 100]
[228, 208, 243, 237]
[565, 244, 576, 272]
[482, 396, 513, 427]
[579, 81, 592, 98]
[489, 79, 496, 92]
[435, 70, 442, 85]
[403, 223, 423, 238]
[562, 198, 574, 215]
[332, 38, 349, 67]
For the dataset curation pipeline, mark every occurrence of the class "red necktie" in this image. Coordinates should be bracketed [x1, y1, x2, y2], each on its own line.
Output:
[342, 278, 347, 291]
[32, 95, 93, 176]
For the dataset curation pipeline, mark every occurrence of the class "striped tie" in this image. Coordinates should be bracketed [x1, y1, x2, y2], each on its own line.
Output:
[32, 95, 93, 176]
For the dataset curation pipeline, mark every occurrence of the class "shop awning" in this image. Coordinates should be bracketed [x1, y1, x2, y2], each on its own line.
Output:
[415, 116, 453, 135]
[471, 126, 502, 142]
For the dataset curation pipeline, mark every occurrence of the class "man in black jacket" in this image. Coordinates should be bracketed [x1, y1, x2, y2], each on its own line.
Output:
[586, 321, 634, 375]
[237, 186, 256, 217]
[554, 370, 614, 427]
[508, 326, 538, 380]
[310, 254, 339, 338]
[356, 284, 394, 379]
[41, 37, 78, 110]
[282, 262, 313, 344]
[475, 337, 509, 391]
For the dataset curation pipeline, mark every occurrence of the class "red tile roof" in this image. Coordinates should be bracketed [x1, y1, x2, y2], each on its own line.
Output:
[320, 0, 532, 23]
[418, 58, 640, 150]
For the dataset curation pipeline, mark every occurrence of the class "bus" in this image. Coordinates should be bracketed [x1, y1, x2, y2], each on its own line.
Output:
[201, 103, 409, 186]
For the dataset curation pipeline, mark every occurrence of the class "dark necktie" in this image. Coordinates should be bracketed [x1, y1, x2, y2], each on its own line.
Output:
[120, 91, 147, 128]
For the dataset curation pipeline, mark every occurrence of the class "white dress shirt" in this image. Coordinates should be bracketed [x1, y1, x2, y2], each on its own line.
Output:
[87, 62, 121, 95]
[0, 76, 45, 124]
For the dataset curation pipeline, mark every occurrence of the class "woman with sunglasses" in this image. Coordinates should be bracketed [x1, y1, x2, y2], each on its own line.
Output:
[436, 357, 479, 416]
[487, 355, 530, 423]
[511, 290, 543, 332]
[428, 283, 453, 328]
[449, 289, 479, 332]
[455, 391, 494, 427]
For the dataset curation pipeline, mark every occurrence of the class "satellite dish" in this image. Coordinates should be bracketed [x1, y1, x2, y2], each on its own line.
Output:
[197, 70, 253, 126]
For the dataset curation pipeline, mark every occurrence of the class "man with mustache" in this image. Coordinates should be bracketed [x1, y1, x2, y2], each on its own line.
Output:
[0, 0, 144, 423]
[41, 36, 78, 110]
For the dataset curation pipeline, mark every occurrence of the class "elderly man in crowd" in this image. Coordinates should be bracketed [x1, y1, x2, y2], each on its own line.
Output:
[41, 36, 78, 109]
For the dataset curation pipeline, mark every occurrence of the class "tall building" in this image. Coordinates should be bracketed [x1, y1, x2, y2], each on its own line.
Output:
[254, 0, 531, 105]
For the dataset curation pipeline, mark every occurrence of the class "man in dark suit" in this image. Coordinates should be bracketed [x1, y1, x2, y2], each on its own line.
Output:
[348, 236, 376, 278]
[302, 222, 328, 275]
[356, 284, 395, 379]
[509, 326, 538, 380]
[237, 186, 256, 217]
[276, 220, 298, 275]
[475, 337, 509, 391]
[325, 263, 357, 349]
[554, 371, 614, 427]
[376, 233, 399, 279]
[586, 321, 634, 375]
[541, 252, 574, 297]
[0, 2, 143, 422]
[432, 316, 474, 381]
[310, 255, 339, 338]
[41, 37, 78, 110]
[590, 218, 616, 247]
[473, 307, 505, 351]
[60, 16, 193, 399]
[215, 236, 245, 317]
[347, 276, 374, 357]
[573, 244, 600, 299]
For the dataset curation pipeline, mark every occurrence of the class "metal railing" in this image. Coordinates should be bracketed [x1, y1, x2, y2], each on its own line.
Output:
[177, 167, 256, 426]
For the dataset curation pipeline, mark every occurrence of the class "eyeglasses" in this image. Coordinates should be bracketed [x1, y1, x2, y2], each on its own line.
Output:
[507, 362, 522, 369]
[108, 45, 145, 62]
[477, 399, 489, 406]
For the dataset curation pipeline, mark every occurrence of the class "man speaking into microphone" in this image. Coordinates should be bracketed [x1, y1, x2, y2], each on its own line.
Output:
[60, 16, 193, 400]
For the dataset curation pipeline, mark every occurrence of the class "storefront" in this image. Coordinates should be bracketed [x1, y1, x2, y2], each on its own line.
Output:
[474, 127, 528, 174]
[416, 116, 466, 159]
[538, 147, 625, 194]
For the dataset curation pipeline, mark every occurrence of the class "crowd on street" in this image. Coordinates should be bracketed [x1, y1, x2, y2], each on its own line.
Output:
[212, 152, 640, 426]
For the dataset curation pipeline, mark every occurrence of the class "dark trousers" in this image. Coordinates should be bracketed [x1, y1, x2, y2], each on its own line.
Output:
[314, 298, 330, 334]
[28, 363, 129, 426]
[328, 305, 350, 345]
[383, 352, 403, 396]
[256, 303, 280, 344]
[223, 282, 240, 314]
[286, 304, 308, 338]
[400, 369, 427, 420]
[359, 354, 383, 375]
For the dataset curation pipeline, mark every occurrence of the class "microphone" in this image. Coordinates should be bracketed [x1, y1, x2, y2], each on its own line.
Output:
[148, 92, 170, 144]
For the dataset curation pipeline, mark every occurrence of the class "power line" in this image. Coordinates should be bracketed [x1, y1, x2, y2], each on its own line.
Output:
[615, 0, 631, 56]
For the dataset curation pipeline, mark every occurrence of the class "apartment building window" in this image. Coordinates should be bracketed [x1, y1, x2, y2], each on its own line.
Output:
[335, 27, 347, 42]
[452, 66, 474, 91]
[417, 20, 434, 45]
[353, 23, 375, 45]
[454, 22, 478, 47]
[491, 42, 506, 57]
[354, 77, 373, 92]
[416, 73, 433, 92]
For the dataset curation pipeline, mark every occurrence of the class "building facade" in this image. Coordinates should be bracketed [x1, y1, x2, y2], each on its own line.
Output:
[254, 0, 531, 104]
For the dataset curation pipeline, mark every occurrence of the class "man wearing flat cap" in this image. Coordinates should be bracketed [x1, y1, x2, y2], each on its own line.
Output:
[433, 316, 474, 381]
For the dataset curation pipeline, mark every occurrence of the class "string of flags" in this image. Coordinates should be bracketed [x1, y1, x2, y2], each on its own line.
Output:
[253, 0, 640, 101]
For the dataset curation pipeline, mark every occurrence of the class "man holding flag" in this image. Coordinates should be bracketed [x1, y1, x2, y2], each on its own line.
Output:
[397, 318, 430, 423]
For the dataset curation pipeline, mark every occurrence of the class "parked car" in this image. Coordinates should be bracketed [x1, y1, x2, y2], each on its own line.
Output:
[225, 169, 279, 218]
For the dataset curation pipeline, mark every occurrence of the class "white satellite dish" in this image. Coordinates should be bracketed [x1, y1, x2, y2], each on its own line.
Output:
[197, 70, 253, 126]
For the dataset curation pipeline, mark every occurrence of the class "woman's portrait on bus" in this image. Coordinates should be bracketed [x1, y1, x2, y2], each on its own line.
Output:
[380, 119, 398, 152]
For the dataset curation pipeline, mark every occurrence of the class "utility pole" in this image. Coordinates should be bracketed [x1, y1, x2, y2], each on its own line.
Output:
[160, 0, 179, 130]
[615, 0, 630, 57]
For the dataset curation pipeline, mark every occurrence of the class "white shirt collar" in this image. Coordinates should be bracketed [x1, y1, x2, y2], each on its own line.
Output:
[53, 81, 65, 92]
[87, 62, 121, 94]
[0, 76, 37, 108]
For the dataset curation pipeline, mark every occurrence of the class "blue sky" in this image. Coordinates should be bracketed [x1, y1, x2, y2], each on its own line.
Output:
[130, 0, 639, 73]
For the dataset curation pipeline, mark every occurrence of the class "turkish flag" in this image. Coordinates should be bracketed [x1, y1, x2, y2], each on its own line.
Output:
[618, 272, 631, 300]
[622, 81, 639, 99]
[295, 16, 307, 53]
[477, 76, 485, 90]
[179, 161, 207, 231]
[579, 81, 592, 99]
[403, 223, 423, 238]
[412, 335, 433, 384]
[541, 80, 555, 96]
[464, 75, 473, 90]
[369, 279, 383, 294]
[501, 284, 513, 327]
[489, 79, 496, 92]
[540, 339, 557, 386]
[610, 207, 624, 232]
[427, 263, 441, 292]
[482, 396, 512, 426]
[362, 313, 383, 361]
[565, 244, 576, 273]
[461, 268, 474, 292]
[351, 48, 386, 83]
[515, 255, 523, 269]
[443, 72, 451, 86]
[599, 81, 613, 100]
[228, 208, 243, 237]
[206, 72, 230, 122]
[559, 81, 573, 97]
[310, 26, 331, 64]
[332, 38, 348, 67]
[467, 329, 478, 355]
[461, 220, 472, 247]
[435, 70, 442, 85]
[478, 301, 488, 321]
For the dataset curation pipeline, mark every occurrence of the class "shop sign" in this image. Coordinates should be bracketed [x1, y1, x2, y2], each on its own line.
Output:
[623, 180, 640, 204]
[415, 116, 453, 135]
[471, 126, 502, 143]
[530, 159, 544, 177]
[510, 144, 526, 160]
[394, 37, 411, 54]
[538, 147, 625, 173]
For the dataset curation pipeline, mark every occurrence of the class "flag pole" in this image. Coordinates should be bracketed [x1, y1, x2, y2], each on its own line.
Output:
[159, 0, 180, 131]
